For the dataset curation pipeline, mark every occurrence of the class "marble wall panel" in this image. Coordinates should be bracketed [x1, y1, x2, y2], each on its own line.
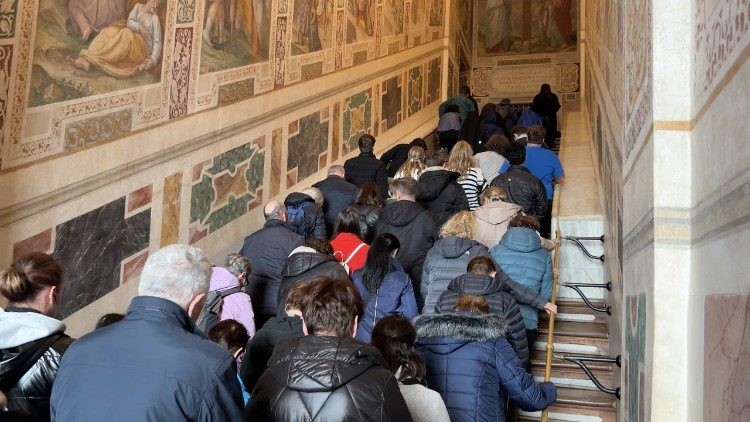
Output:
[0, 44, 12, 164]
[218, 78, 256, 106]
[331, 102, 341, 161]
[54, 195, 151, 319]
[342, 88, 373, 154]
[190, 139, 265, 241]
[270, 127, 284, 197]
[287, 109, 329, 186]
[426, 57, 441, 105]
[380, 75, 403, 132]
[161, 172, 183, 246]
[13, 229, 52, 259]
[622, 293, 647, 422]
[703, 293, 750, 421]
[407, 65, 423, 116]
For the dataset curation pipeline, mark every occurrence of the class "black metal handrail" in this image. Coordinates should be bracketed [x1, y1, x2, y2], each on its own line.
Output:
[553, 354, 621, 399]
[563, 236, 605, 262]
[562, 282, 612, 315]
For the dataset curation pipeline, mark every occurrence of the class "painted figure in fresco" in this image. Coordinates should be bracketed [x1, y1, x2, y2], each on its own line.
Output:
[537, 0, 573, 48]
[355, 0, 374, 36]
[552, 0, 574, 45]
[482, 0, 512, 53]
[70, 0, 161, 77]
[203, 0, 264, 56]
[295, 0, 323, 51]
[386, 0, 403, 35]
[68, 0, 127, 41]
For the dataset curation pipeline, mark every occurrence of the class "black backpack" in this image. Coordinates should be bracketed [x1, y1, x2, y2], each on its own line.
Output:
[196, 286, 243, 334]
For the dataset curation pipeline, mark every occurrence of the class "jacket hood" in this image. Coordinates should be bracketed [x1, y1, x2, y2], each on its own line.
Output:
[269, 336, 384, 392]
[284, 192, 314, 206]
[379, 200, 427, 227]
[500, 227, 542, 252]
[262, 315, 304, 342]
[446, 273, 504, 296]
[417, 168, 460, 202]
[0, 308, 66, 348]
[209, 266, 240, 291]
[437, 236, 482, 259]
[475, 201, 522, 225]
[283, 251, 338, 277]
[414, 313, 508, 343]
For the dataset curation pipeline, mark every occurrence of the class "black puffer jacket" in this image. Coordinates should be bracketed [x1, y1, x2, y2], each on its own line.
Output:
[239, 315, 303, 392]
[351, 203, 381, 244]
[435, 274, 530, 366]
[284, 193, 327, 239]
[375, 200, 437, 305]
[490, 165, 547, 221]
[380, 143, 412, 177]
[277, 248, 350, 314]
[312, 176, 359, 236]
[245, 336, 413, 421]
[416, 168, 470, 228]
[0, 308, 73, 421]
[344, 152, 390, 199]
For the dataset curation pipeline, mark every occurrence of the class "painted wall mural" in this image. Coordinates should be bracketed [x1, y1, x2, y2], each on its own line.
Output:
[189, 138, 266, 243]
[475, 0, 577, 56]
[31, 0, 168, 107]
[623, 293, 647, 422]
[199, 0, 272, 73]
[0, 0, 445, 170]
[12, 188, 152, 319]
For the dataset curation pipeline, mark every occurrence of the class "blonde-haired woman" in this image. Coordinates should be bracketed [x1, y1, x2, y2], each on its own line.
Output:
[394, 146, 426, 180]
[419, 211, 490, 313]
[446, 141, 485, 209]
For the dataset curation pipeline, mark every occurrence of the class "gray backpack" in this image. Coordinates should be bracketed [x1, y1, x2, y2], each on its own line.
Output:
[196, 286, 243, 334]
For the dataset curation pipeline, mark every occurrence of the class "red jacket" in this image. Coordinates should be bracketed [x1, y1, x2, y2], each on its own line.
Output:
[330, 232, 370, 274]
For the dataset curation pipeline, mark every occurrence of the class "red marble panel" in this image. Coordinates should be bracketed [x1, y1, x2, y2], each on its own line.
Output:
[127, 185, 153, 213]
[13, 229, 52, 259]
[121, 250, 149, 284]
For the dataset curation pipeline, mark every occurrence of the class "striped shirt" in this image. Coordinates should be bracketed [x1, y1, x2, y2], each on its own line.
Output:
[457, 167, 485, 209]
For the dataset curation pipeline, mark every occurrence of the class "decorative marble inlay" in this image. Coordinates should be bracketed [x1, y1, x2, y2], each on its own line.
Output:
[380, 74, 402, 132]
[176, 0, 196, 24]
[623, 293, 647, 422]
[55, 196, 151, 318]
[704, 293, 750, 422]
[0, 0, 17, 39]
[170, 28, 193, 119]
[342, 88, 373, 154]
[13, 229, 52, 259]
[425, 57, 441, 105]
[190, 139, 265, 239]
[407, 65, 423, 116]
[332, 102, 340, 161]
[161, 172, 183, 246]
[0, 44, 12, 166]
[270, 128, 283, 197]
[287, 109, 329, 185]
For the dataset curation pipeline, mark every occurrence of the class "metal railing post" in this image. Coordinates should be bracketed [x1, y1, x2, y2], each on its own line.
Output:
[540, 228, 561, 422]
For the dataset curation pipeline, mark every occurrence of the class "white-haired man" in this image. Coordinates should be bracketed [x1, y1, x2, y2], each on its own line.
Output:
[51, 244, 244, 421]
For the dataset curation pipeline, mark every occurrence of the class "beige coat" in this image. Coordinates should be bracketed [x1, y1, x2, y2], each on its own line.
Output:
[475, 201, 557, 250]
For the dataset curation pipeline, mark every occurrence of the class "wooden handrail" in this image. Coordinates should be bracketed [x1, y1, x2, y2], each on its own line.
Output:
[540, 228, 562, 422]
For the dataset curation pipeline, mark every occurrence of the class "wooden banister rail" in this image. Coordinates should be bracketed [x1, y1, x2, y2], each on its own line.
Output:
[540, 227, 562, 422]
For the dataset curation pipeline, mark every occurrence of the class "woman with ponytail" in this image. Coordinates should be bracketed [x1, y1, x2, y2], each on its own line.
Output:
[371, 315, 450, 422]
[0, 252, 73, 421]
[351, 233, 417, 342]
[394, 146, 427, 180]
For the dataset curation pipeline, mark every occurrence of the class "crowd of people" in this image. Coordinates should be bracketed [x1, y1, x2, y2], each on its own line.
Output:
[0, 84, 565, 421]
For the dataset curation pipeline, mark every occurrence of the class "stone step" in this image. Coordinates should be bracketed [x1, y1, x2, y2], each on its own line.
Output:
[538, 320, 609, 340]
[517, 385, 618, 421]
[539, 299, 610, 324]
[533, 334, 610, 356]
[529, 351, 613, 387]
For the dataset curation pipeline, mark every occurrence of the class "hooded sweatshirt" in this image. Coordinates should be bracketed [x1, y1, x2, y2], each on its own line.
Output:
[375, 200, 437, 306]
[491, 227, 553, 330]
[0, 308, 73, 420]
[416, 167, 470, 228]
[209, 267, 255, 337]
[276, 246, 349, 314]
[246, 336, 413, 421]
[421, 236, 490, 313]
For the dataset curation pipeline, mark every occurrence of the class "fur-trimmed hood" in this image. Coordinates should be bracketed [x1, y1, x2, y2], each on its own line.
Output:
[413, 313, 508, 343]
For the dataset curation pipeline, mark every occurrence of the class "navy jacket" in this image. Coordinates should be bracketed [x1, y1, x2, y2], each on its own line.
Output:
[50, 296, 244, 421]
[415, 313, 557, 422]
[312, 175, 359, 236]
[240, 219, 305, 316]
[352, 259, 418, 342]
[344, 152, 390, 200]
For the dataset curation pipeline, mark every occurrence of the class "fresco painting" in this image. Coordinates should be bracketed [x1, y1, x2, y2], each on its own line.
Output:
[475, 0, 577, 56]
[291, 0, 334, 55]
[200, 0, 272, 73]
[30, 0, 168, 107]
[382, 0, 404, 36]
[345, 0, 374, 43]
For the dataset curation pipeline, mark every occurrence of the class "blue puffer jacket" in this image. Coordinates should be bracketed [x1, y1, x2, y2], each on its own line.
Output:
[490, 227, 553, 330]
[415, 313, 557, 422]
[421, 236, 490, 313]
[352, 259, 418, 342]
